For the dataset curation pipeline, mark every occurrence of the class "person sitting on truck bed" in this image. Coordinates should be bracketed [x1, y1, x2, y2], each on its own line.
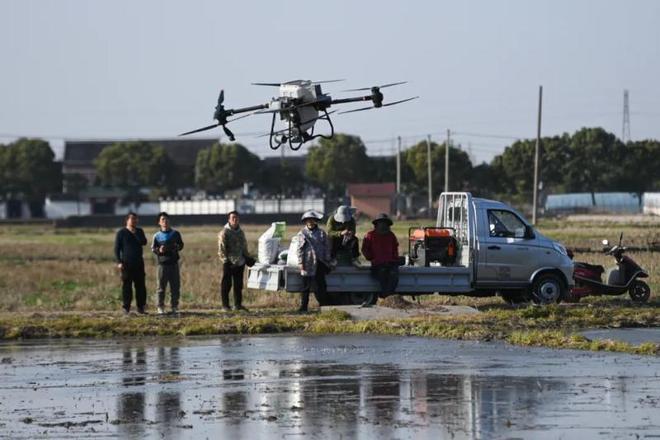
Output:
[296, 210, 332, 313]
[361, 213, 399, 307]
[327, 205, 360, 266]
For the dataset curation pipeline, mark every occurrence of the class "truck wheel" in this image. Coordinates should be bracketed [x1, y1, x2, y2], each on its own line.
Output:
[629, 280, 650, 303]
[531, 273, 564, 305]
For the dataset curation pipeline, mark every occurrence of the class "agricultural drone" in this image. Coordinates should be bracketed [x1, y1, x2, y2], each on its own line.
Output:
[180, 80, 418, 150]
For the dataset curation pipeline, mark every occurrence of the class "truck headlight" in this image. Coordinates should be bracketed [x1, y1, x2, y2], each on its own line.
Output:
[553, 242, 568, 256]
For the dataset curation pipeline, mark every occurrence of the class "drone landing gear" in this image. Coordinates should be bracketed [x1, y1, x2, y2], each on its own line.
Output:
[268, 109, 335, 151]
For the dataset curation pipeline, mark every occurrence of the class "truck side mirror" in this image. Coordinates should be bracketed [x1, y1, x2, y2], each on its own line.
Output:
[524, 225, 535, 239]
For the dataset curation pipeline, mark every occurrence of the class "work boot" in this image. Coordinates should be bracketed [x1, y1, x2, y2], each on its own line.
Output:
[221, 305, 231, 312]
[157, 306, 165, 315]
[122, 308, 130, 317]
[171, 307, 179, 315]
[137, 308, 148, 315]
[233, 305, 248, 312]
[360, 293, 375, 308]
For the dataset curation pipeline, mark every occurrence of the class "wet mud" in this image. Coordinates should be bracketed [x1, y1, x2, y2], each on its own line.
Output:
[1, 335, 659, 439]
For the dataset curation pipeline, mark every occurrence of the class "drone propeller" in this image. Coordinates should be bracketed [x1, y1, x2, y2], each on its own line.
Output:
[251, 82, 282, 87]
[179, 123, 220, 136]
[312, 79, 345, 84]
[178, 111, 257, 137]
[180, 88, 261, 139]
[342, 81, 407, 93]
[338, 96, 418, 115]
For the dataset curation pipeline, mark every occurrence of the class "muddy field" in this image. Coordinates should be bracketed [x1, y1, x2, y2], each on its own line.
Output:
[2, 335, 659, 439]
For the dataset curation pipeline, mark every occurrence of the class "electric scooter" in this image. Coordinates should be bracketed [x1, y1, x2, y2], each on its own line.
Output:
[568, 233, 651, 303]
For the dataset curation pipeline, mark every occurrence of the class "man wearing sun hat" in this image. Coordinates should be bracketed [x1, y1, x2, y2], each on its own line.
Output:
[361, 213, 399, 307]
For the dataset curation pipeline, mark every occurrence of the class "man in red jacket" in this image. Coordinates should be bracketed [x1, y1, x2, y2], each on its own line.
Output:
[361, 213, 399, 307]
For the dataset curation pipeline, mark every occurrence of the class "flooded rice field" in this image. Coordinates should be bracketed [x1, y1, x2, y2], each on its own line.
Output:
[1, 335, 659, 439]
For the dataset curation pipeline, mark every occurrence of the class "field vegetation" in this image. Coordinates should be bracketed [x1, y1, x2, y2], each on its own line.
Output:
[0, 218, 658, 354]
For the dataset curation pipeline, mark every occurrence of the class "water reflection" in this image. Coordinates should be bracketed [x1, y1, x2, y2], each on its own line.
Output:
[96, 337, 660, 439]
[156, 347, 182, 439]
[117, 346, 146, 438]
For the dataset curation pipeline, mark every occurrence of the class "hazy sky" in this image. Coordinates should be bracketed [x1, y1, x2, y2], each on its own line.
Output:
[1, 0, 659, 163]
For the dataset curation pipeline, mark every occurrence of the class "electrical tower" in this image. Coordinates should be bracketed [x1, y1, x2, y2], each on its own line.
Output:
[622, 89, 631, 143]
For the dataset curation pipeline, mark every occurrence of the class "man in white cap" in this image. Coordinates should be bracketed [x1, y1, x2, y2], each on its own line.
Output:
[296, 210, 331, 312]
[327, 205, 360, 266]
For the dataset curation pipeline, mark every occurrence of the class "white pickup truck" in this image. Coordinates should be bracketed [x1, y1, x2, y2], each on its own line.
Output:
[247, 192, 573, 305]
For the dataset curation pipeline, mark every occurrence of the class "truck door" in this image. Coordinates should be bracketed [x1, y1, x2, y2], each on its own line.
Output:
[480, 209, 536, 285]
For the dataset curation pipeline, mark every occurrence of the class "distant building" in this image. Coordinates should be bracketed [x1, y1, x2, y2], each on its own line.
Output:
[62, 138, 216, 190]
[346, 183, 396, 219]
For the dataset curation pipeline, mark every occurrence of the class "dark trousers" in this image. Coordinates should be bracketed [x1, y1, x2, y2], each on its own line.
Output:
[121, 263, 146, 312]
[330, 236, 359, 263]
[221, 263, 245, 307]
[300, 264, 327, 311]
[156, 263, 180, 308]
[370, 263, 399, 297]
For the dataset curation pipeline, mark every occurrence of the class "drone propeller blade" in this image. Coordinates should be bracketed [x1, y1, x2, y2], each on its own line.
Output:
[338, 106, 373, 115]
[382, 96, 419, 107]
[379, 81, 408, 89]
[342, 81, 408, 92]
[338, 96, 418, 115]
[217, 90, 224, 105]
[222, 125, 236, 142]
[179, 123, 220, 136]
[252, 82, 282, 87]
[312, 79, 345, 84]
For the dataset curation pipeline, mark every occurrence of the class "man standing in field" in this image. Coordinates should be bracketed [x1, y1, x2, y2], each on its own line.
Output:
[114, 212, 148, 315]
[151, 212, 184, 315]
[218, 211, 251, 312]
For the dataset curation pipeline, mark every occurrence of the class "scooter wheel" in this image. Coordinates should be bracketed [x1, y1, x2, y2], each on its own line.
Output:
[629, 280, 651, 303]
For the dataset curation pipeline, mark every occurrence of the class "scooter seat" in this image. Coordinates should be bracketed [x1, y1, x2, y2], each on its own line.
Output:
[574, 262, 605, 274]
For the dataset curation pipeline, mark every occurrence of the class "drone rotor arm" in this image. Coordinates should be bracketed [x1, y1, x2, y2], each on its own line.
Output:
[338, 106, 374, 115]
[337, 96, 418, 115]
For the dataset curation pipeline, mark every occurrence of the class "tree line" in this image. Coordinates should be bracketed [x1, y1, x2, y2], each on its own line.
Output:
[1, 127, 659, 216]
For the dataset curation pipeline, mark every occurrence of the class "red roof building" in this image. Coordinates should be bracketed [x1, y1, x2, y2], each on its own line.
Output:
[346, 183, 396, 219]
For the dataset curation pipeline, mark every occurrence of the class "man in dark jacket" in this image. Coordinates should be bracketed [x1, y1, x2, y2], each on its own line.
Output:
[151, 212, 184, 315]
[114, 212, 148, 315]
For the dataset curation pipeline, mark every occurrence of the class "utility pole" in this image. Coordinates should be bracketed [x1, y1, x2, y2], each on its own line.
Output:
[445, 129, 450, 193]
[426, 135, 432, 216]
[622, 89, 631, 143]
[396, 136, 401, 218]
[532, 85, 543, 225]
